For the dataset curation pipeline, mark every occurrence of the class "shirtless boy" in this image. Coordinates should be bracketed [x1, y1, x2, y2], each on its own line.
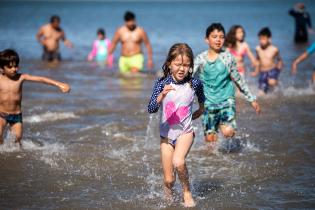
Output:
[108, 11, 153, 74]
[252, 27, 283, 94]
[36, 15, 73, 62]
[0, 49, 70, 147]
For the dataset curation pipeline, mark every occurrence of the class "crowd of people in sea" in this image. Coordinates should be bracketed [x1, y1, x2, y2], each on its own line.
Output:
[0, 2, 314, 207]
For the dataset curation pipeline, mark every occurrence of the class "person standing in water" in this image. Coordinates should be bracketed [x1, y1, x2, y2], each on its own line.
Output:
[193, 23, 260, 144]
[148, 43, 204, 207]
[87, 28, 114, 68]
[289, 3, 313, 43]
[252, 27, 283, 94]
[0, 49, 70, 147]
[108, 11, 153, 74]
[36, 15, 73, 62]
[225, 25, 258, 78]
[292, 42, 315, 83]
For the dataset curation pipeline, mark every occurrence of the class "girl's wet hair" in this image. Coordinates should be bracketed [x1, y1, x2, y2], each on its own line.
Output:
[205, 23, 225, 38]
[161, 43, 194, 80]
[225, 25, 245, 48]
[0, 49, 19, 69]
[97, 28, 105, 37]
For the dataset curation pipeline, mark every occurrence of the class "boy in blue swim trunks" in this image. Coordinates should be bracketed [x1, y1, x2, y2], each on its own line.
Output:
[194, 23, 260, 143]
[251, 27, 283, 94]
[292, 42, 315, 83]
[0, 49, 70, 147]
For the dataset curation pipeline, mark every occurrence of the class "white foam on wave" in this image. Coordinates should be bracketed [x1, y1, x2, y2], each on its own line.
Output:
[24, 111, 79, 123]
[255, 84, 315, 99]
[282, 85, 315, 97]
[0, 131, 66, 167]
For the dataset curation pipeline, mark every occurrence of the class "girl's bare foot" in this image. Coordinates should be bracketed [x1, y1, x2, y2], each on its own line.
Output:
[183, 191, 195, 207]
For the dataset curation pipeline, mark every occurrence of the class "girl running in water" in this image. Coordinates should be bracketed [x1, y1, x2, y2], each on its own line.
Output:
[148, 43, 205, 207]
[225, 25, 257, 77]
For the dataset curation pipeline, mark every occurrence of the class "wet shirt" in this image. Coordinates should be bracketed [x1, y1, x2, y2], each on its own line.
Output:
[193, 50, 256, 109]
[147, 76, 205, 140]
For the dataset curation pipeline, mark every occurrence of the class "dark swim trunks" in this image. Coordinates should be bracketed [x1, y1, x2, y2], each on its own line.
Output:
[258, 68, 280, 93]
[0, 112, 23, 124]
[42, 47, 61, 62]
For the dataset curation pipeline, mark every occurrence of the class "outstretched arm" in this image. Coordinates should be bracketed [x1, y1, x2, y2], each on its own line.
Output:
[230, 63, 260, 114]
[61, 31, 73, 48]
[142, 30, 153, 70]
[245, 43, 258, 68]
[275, 49, 283, 70]
[106, 39, 114, 68]
[36, 27, 45, 45]
[251, 49, 260, 77]
[22, 74, 70, 93]
[87, 41, 98, 61]
[230, 58, 256, 103]
[108, 29, 120, 55]
[292, 52, 309, 74]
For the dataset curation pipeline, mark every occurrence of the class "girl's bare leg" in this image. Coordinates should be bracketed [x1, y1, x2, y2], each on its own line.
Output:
[160, 138, 175, 201]
[173, 132, 195, 207]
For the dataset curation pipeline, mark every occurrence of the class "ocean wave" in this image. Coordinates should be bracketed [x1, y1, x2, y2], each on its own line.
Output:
[24, 111, 79, 123]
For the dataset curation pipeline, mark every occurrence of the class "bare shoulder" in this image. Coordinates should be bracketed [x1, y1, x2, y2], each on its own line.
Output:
[137, 26, 145, 33]
[255, 45, 262, 52]
[20, 73, 32, 81]
[42, 24, 50, 30]
[272, 45, 279, 52]
[117, 26, 126, 33]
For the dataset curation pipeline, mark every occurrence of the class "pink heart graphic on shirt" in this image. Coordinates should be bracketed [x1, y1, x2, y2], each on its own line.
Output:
[165, 101, 189, 126]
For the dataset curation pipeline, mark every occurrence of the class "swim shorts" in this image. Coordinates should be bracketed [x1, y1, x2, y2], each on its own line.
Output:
[42, 47, 61, 62]
[258, 68, 280, 93]
[202, 100, 236, 136]
[119, 54, 144, 73]
[0, 112, 23, 124]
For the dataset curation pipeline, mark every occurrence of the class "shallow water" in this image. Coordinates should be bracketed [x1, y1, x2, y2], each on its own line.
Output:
[1, 0, 315, 209]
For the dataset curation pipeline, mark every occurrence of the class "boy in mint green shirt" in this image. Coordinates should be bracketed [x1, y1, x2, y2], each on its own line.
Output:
[194, 23, 260, 142]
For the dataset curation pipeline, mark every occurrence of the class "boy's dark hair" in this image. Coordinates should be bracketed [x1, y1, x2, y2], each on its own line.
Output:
[258, 27, 272, 37]
[50, 15, 61, 23]
[206, 23, 225, 38]
[97, 28, 105, 37]
[0, 49, 20, 69]
[124, 11, 135, 21]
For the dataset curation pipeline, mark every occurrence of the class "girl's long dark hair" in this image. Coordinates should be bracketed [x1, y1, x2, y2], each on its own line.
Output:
[225, 25, 245, 49]
[161, 43, 194, 81]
